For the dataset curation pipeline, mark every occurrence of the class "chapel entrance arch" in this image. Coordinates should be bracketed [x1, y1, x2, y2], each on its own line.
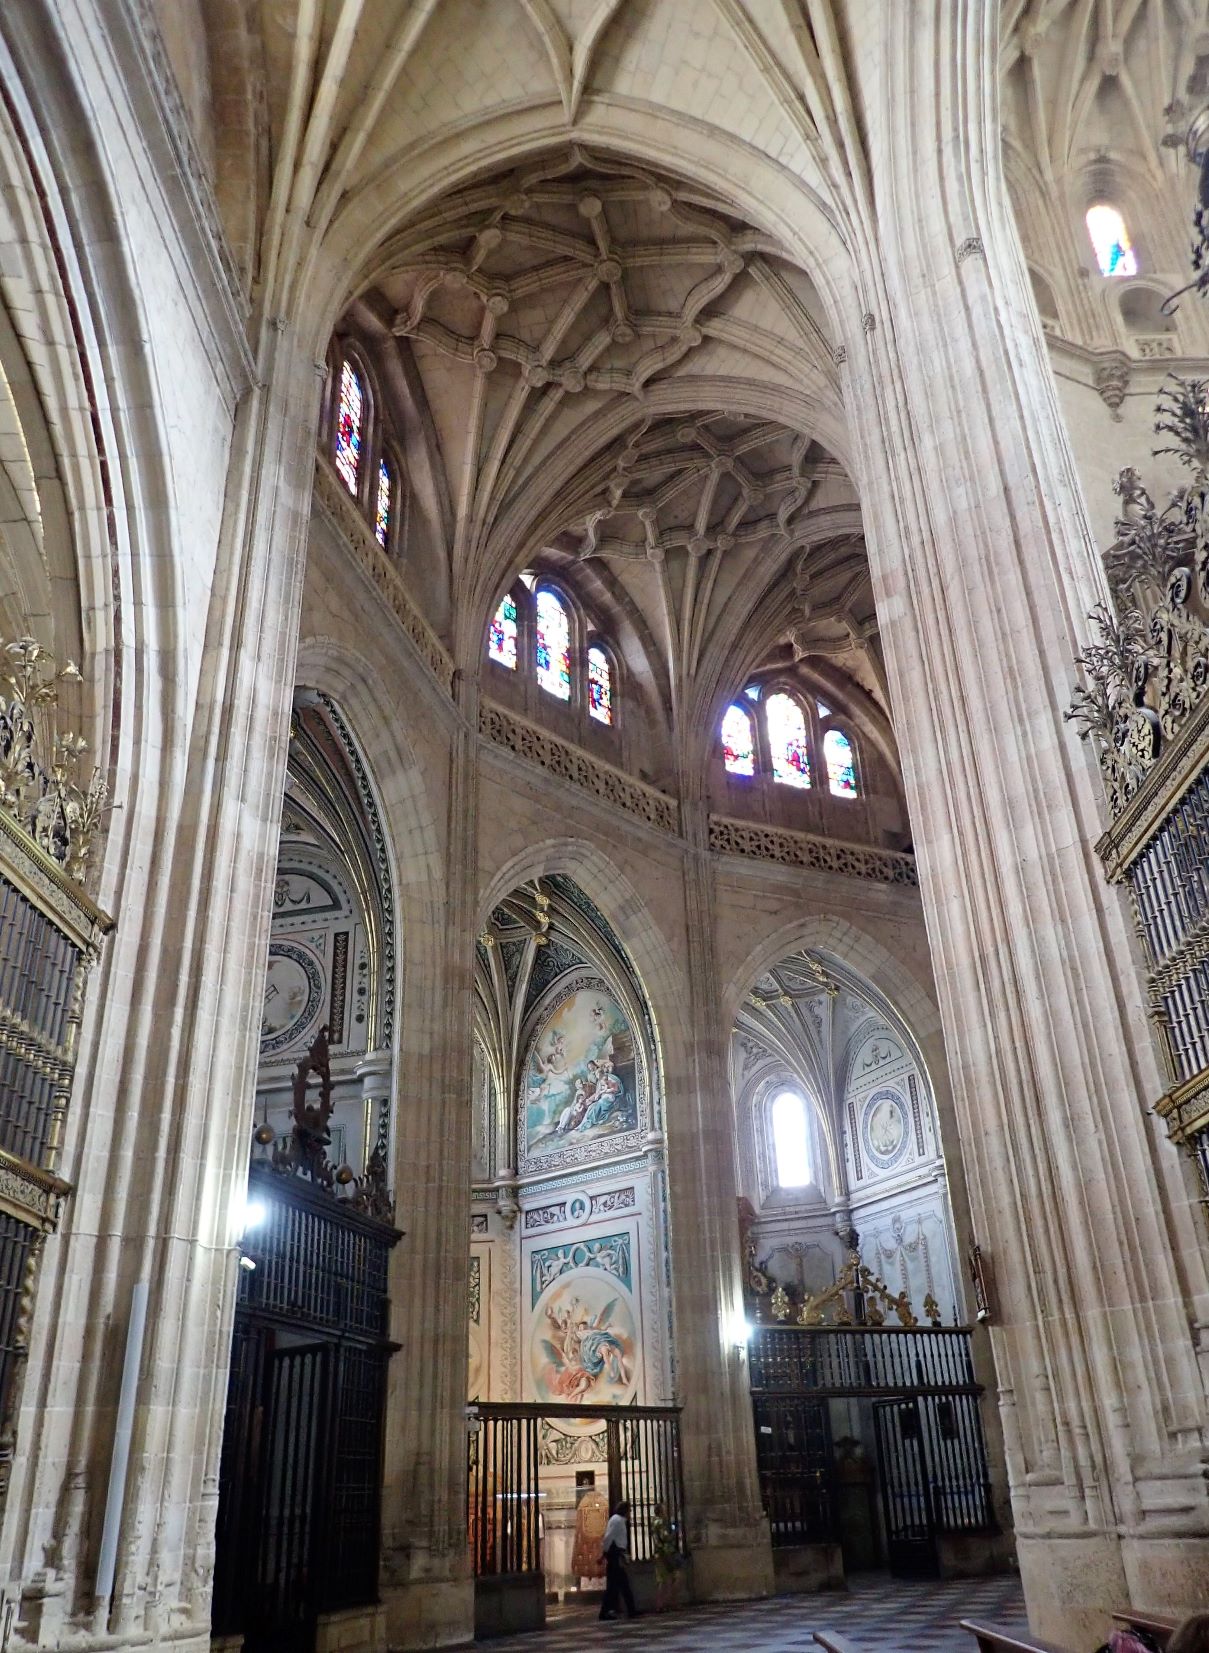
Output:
[467, 872, 682, 1633]
[730, 944, 1008, 1585]
[211, 694, 401, 1653]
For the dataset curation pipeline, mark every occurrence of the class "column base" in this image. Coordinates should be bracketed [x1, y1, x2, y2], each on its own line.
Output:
[689, 1519, 775, 1603]
[1020, 1527, 1209, 1649]
[380, 1577, 474, 1651]
[315, 1605, 387, 1653]
[1122, 1533, 1209, 1623]
[1016, 1531, 1129, 1651]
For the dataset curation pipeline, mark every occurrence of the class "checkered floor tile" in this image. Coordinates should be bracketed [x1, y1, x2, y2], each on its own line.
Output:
[477, 1572, 1027, 1651]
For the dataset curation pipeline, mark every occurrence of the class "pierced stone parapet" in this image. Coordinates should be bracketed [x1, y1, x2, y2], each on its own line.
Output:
[708, 814, 918, 887]
[313, 457, 455, 694]
[478, 699, 679, 833]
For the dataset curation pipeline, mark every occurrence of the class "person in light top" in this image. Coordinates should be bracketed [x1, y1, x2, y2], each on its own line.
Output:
[599, 1501, 638, 1621]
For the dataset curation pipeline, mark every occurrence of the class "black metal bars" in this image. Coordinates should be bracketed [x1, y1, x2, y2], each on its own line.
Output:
[467, 1403, 686, 1578]
[748, 1323, 979, 1397]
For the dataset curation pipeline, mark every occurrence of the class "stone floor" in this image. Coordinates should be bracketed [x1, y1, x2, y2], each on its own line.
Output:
[481, 1572, 1028, 1651]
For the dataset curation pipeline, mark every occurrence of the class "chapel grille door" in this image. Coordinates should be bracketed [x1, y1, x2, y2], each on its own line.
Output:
[250, 1340, 334, 1653]
[752, 1394, 834, 1546]
[872, 1396, 939, 1577]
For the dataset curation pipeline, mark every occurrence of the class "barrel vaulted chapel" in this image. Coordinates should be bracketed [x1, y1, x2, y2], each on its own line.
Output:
[1, 3, 1209, 1651]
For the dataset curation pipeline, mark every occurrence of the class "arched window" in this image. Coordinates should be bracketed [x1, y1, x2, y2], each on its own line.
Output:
[535, 588, 571, 700]
[488, 592, 518, 669]
[334, 359, 366, 494]
[771, 1090, 811, 1188]
[587, 645, 613, 725]
[824, 728, 858, 797]
[721, 704, 755, 776]
[1086, 204, 1137, 278]
[766, 692, 811, 788]
[375, 458, 393, 548]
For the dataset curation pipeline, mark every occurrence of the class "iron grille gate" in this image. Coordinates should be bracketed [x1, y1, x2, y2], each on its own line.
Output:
[748, 1324, 994, 1576]
[212, 1168, 399, 1653]
[467, 1402, 688, 1577]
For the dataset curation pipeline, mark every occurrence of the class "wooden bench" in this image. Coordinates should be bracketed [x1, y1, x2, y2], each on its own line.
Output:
[812, 1634, 859, 1653]
[960, 1621, 1068, 1653]
[1111, 1609, 1179, 1647]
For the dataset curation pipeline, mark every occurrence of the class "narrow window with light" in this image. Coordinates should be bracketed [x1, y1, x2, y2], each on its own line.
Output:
[766, 692, 812, 788]
[1086, 204, 1137, 278]
[488, 593, 518, 669]
[771, 1090, 811, 1188]
[721, 704, 756, 776]
[535, 588, 572, 700]
[587, 645, 613, 724]
[824, 728, 858, 797]
[335, 360, 365, 494]
[375, 459, 392, 548]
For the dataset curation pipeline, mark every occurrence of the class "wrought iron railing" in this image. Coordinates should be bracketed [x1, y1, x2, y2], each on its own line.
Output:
[236, 1162, 394, 1337]
[749, 1322, 980, 1397]
[467, 1402, 686, 1578]
[748, 1324, 993, 1550]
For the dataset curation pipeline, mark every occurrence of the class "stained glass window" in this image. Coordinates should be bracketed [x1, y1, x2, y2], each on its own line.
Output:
[535, 588, 571, 700]
[335, 360, 365, 494]
[721, 704, 755, 775]
[1086, 204, 1137, 278]
[588, 645, 612, 724]
[816, 699, 832, 718]
[766, 692, 811, 788]
[488, 592, 518, 669]
[772, 1090, 811, 1187]
[744, 683, 761, 702]
[375, 459, 392, 547]
[824, 728, 857, 797]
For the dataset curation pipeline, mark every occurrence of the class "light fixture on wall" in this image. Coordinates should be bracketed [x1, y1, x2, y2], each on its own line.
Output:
[729, 1311, 753, 1361]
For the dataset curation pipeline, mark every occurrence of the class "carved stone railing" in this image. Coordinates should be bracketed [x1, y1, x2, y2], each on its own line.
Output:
[312, 457, 455, 694]
[478, 699, 679, 834]
[709, 814, 918, 887]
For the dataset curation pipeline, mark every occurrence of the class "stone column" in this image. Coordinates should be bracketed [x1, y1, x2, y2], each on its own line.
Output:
[835, 2, 1209, 1642]
[0, 318, 323, 1650]
[666, 800, 774, 1601]
[379, 669, 477, 1649]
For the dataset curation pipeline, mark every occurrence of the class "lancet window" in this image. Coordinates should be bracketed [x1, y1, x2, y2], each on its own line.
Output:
[771, 1089, 812, 1188]
[484, 579, 620, 730]
[489, 593, 518, 669]
[824, 728, 857, 797]
[721, 704, 756, 775]
[588, 645, 613, 725]
[335, 361, 365, 494]
[535, 589, 572, 700]
[1086, 204, 1138, 278]
[324, 344, 407, 554]
[717, 687, 861, 798]
[375, 459, 393, 548]
[766, 693, 812, 789]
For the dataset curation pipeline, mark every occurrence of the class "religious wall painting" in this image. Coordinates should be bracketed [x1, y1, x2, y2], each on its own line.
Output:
[522, 979, 641, 1166]
[528, 1231, 638, 1412]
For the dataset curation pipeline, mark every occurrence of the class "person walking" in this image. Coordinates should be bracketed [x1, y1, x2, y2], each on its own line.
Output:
[599, 1500, 638, 1621]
